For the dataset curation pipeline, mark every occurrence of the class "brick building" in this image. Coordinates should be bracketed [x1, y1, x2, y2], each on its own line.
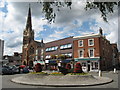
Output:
[73, 28, 113, 72]
[44, 37, 74, 70]
[111, 43, 119, 68]
[3, 52, 22, 66]
[22, 5, 44, 68]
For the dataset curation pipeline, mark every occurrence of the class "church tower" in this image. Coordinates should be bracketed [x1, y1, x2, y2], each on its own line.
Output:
[23, 4, 34, 47]
[22, 4, 45, 67]
[22, 4, 34, 65]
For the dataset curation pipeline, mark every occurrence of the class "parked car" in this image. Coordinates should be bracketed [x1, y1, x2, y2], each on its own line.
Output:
[11, 65, 19, 74]
[22, 67, 29, 73]
[0, 68, 2, 75]
[2, 66, 14, 75]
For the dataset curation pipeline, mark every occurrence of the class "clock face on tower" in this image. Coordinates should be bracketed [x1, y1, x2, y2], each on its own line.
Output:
[24, 30, 28, 36]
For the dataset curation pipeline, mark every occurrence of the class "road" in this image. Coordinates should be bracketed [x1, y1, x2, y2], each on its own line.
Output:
[1, 71, 119, 88]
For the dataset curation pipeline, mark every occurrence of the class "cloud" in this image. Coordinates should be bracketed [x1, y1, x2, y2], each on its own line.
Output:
[0, 1, 118, 55]
[0, 0, 5, 8]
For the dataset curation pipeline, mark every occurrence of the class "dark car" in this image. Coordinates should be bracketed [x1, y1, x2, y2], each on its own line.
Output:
[22, 67, 29, 73]
[2, 66, 14, 75]
[11, 65, 19, 74]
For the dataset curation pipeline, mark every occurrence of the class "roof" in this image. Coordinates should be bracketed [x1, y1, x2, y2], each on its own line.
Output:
[34, 41, 42, 47]
[45, 36, 73, 44]
[73, 33, 101, 39]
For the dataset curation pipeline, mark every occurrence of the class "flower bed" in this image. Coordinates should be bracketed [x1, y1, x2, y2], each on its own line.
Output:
[67, 73, 88, 75]
[49, 72, 64, 75]
[29, 72, 48, 75]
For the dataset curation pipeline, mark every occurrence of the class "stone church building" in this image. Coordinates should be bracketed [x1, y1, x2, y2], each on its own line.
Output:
[22, 5, 44, 67]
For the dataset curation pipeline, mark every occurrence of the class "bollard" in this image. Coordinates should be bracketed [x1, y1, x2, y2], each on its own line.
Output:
[114, 68, 116, 73]
[99, 70, 102, 77]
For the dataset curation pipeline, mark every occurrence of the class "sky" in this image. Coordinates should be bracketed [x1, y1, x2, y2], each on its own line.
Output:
[0, 0, 119, 55]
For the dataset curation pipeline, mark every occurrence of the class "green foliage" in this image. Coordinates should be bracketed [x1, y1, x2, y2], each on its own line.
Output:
[39, 1, 117, 23]
[39, 1, 72, 23]
[51, 55, 57, 59]
[49, 72, 64, 75]
[29, 72, 48, 75]
[67, 68, 74, 73]
[85, 2, 117, 22]
[67, 73, 88, 75]
[58, 54, 67, 60]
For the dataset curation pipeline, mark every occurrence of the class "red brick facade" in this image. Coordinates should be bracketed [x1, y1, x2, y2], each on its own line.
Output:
[73, 37, 100, 58]
[73, 32, 117, 71]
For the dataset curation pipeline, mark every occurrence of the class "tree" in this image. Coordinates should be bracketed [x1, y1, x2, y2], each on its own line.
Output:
[85, 2, 117, 22]
[58, 54, 67, 60]
[39, 1, 118, 23]
[51, 55, 57, 59]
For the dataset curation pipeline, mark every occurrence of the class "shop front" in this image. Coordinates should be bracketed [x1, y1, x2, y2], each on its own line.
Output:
[74, 58, 100, 72]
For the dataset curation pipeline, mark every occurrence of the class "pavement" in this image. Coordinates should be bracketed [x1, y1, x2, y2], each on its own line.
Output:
[11, 71, 113, 87]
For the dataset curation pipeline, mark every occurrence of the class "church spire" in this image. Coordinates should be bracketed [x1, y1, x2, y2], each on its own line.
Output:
[26, 4, 32, 30]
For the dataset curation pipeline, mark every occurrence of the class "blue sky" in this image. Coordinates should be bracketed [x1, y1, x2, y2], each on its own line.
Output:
[0, 1, 118, 55]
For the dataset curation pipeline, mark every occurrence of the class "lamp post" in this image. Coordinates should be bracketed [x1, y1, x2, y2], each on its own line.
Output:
[71, 59, 74, 69]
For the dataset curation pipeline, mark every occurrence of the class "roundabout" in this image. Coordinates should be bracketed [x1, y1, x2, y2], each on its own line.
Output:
[11, 72, 113, 87]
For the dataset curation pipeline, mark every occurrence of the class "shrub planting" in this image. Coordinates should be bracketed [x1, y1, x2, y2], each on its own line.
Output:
[74, 62, 83, 73]
[65, 63, 71, 70]
[49, 72, 64, 75]
[29, 72, 48, 75]
[67, 73, 88, 75]
[34, 63, 42, 72]
[58, 66, 68, 75]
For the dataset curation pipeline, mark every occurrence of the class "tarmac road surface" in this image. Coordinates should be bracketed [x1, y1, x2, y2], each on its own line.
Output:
[1, 70, 119, 88]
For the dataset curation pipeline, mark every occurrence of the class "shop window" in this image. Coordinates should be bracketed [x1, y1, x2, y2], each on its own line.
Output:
[95, 62, 98, 69]
[91, 62, 98, 70]
[82, 62, 86, 67]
